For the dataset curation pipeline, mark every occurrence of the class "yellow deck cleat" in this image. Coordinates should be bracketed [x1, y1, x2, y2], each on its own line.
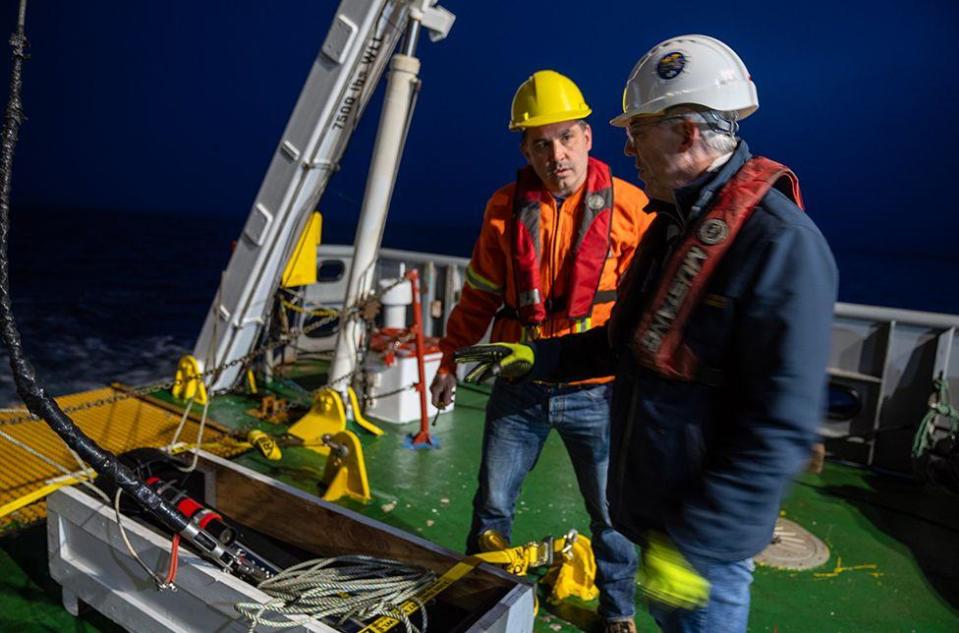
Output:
[320, 430, 371, 503]
[171, 355, 208, 404]
[287, 387, 348, 456]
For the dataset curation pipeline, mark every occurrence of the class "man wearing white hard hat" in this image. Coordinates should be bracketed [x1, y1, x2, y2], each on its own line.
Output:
[455, 35, 838, 631]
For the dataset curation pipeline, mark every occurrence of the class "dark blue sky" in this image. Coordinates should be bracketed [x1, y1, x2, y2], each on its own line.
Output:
[3, 1, 959, 311]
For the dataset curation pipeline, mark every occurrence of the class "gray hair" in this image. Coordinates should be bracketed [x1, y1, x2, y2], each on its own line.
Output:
[666, 106, 739, 154]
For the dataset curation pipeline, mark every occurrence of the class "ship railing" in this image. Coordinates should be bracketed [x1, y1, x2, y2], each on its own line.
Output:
[299, 244, 469, 343]
[829, 302, 958, 471]
[298, 245, 959, 474]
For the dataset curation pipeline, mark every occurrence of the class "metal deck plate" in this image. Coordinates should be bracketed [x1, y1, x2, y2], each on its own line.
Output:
[754, 517, 830, 570]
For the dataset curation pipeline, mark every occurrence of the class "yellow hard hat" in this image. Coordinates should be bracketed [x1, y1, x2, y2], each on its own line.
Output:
[509, 70, 592, 131]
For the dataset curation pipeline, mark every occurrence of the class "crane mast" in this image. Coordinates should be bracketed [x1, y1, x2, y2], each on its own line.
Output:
[192, 0, 453, 392]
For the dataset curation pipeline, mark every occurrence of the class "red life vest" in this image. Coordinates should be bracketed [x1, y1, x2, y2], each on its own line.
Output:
[631, 156, 803, 381]
[510, 157, 614, 326]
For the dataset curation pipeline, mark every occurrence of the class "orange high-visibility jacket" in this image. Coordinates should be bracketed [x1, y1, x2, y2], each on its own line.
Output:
[439, 174, 651, 380]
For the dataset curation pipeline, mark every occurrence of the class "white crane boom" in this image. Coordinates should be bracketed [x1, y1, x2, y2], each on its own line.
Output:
[192, 0, 453, 391]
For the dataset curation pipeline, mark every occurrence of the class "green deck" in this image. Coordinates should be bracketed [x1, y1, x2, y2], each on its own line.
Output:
[1, 376, 957, 632]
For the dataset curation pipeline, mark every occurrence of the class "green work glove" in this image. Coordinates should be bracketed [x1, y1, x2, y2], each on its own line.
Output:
[637, 532, 710, 610]
[454, 343, 534, 384]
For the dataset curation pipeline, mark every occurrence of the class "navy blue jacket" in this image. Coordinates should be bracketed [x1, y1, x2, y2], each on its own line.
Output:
[530, 142, 838, 562]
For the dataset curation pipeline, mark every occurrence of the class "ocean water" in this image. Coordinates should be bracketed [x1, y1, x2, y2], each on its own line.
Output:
[2, 209, 237, 404]
[2, 207, 957, 405]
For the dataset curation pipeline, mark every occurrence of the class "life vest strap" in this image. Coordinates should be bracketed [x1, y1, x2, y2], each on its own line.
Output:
[630, 156, 802, 382]
[510, 157, 615, 325]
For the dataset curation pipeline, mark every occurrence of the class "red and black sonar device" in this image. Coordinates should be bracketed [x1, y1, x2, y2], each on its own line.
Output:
[97, 448, 289, 583]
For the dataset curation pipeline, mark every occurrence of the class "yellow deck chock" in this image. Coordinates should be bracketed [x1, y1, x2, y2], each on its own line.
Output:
[347, 386, 384, 436]
[286, 386, 380, 503]
[473, 529, 598, 605]
[288, 386, 385, 453]
[171, 354, 208, 404]
[320, 431, 371, 503]
[287, 387, 348, 456]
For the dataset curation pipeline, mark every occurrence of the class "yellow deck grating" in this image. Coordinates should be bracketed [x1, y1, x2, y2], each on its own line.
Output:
[0, 386, 245, 532]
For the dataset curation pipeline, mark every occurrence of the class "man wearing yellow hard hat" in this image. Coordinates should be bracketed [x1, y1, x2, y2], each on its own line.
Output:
[430, 70, 651, 632]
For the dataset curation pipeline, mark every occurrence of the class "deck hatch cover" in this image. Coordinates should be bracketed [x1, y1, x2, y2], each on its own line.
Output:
[754, 517, 831, 571]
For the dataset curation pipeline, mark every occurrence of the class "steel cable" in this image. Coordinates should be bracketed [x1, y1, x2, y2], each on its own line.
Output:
[235, 555, 435, 632]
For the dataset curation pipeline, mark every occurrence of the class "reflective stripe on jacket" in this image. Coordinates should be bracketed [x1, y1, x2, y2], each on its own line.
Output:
[439, 172, 651, 377]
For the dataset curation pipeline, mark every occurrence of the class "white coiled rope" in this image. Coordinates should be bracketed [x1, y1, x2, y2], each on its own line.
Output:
[235, 555, 436, 632]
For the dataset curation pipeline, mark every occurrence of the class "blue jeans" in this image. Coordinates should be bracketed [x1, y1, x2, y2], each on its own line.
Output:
[648, 552, 754, 633]
[468, 380, 638, 621]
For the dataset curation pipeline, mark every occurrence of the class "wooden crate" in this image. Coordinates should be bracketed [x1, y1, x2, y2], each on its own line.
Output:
[47, 451, 534, 633]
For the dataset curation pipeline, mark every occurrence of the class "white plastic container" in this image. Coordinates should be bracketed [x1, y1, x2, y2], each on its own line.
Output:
[364, 348, 451, 424]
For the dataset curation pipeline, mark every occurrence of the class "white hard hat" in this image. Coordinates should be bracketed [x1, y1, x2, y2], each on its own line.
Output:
[610, 34, 758, 127]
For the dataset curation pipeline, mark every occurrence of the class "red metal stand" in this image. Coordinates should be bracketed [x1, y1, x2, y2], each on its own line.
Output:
[406, 269, 435, 448]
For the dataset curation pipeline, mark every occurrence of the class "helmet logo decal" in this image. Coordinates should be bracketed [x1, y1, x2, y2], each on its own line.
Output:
[656, 51, 686, 80]
[698, 219, 729, 245]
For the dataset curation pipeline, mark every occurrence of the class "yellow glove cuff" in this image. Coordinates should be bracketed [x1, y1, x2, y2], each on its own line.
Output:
[637, 532, 710, 610]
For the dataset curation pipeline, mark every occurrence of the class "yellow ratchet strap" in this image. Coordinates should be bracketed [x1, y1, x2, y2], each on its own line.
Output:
[359, 558, 480, 632]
